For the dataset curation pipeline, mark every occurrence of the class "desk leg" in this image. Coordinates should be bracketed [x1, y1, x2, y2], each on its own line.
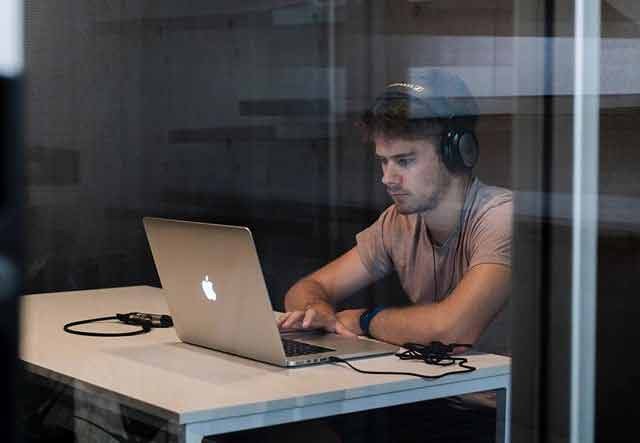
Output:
[496, 383, 511, 443]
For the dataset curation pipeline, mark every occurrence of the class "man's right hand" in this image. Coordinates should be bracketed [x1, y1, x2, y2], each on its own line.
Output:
[280, 248, 376, 337]
[277, 304, 357, 337]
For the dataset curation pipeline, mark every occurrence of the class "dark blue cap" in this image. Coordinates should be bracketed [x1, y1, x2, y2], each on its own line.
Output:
[373, 69, 479, 121]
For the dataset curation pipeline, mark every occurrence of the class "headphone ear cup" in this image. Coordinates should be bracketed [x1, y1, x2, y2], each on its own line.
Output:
[441, 129, 478, 171]
[458, 131, 479, 169]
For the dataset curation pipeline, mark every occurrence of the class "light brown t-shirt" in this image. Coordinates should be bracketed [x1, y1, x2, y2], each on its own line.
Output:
[356, 177, 513, 304]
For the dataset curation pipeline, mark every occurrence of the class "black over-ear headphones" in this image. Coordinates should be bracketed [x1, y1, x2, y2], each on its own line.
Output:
[440, 118, 479, 173]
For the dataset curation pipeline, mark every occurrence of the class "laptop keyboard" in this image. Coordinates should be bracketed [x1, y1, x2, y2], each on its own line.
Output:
[281, 338, 334, 357]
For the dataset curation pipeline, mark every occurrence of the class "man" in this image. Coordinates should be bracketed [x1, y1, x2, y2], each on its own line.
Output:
[277, 70, 512, 353]
[221, 71, 511, 443]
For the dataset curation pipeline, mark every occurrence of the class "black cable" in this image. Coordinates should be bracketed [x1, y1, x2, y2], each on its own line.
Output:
[430, 237, 439, 300]
[330, 341, 476, 380]
[63, 312, 173, 337]
[64, 316, 151, 337]
[427, 177, 476, 301]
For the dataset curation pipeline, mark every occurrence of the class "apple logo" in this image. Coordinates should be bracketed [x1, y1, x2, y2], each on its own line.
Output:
[201, 275, 217, 301]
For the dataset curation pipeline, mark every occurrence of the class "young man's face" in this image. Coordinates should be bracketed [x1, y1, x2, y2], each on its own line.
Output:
[374, 135, 452, 214]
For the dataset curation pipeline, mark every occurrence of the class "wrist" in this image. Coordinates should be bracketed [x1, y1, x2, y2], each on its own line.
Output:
[359, 306, 385, 337]
[337, 308, 367, 335]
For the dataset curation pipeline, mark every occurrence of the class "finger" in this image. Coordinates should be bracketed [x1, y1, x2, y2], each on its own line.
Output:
[302, 308, 317, 328]
[276, 312, 290, 326]
[284, 311, 305, 329]
[281, 311, 305, 329]
[277, 312, 296, 327]
[335, 322, 357, 337]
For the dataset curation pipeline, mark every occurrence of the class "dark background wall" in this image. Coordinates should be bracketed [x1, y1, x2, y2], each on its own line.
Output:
[23, 0, 640, 360]
[23, 0, 513, 304]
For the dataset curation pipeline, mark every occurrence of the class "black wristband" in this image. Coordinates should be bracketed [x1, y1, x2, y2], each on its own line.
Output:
[359, 306, 385, 337]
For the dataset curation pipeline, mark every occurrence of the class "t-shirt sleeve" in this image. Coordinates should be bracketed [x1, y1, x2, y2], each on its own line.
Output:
[467, 198, 513, 269]
[355, 206, 395, 280]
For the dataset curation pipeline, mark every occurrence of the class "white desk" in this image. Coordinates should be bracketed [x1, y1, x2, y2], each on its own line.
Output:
[20, 286, 511, 443]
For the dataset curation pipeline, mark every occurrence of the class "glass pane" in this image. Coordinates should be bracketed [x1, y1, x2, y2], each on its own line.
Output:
[596, 1, 639, 440]
[21, 1, 519, 442]
[511, 1, 640, 441]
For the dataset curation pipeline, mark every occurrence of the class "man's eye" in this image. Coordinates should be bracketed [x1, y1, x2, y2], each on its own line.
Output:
[397, 158, 413, 167]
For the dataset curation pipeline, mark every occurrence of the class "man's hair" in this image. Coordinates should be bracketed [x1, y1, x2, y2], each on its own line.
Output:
[359, 70, 479, 145]
[360, 100, 447, 145]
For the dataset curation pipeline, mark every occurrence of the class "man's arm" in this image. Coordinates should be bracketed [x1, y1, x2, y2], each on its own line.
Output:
[278, 247, 377, 335]
[340, 263, 511, 346]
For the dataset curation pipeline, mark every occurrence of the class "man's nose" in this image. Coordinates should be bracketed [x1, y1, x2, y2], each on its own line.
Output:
[381, 165, 400, 186]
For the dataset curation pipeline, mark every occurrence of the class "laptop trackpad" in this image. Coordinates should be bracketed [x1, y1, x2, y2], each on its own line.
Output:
[287, 331, 398, 357]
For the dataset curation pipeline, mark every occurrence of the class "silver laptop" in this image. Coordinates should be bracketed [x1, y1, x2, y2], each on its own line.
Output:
[143, 217, 398, 367]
